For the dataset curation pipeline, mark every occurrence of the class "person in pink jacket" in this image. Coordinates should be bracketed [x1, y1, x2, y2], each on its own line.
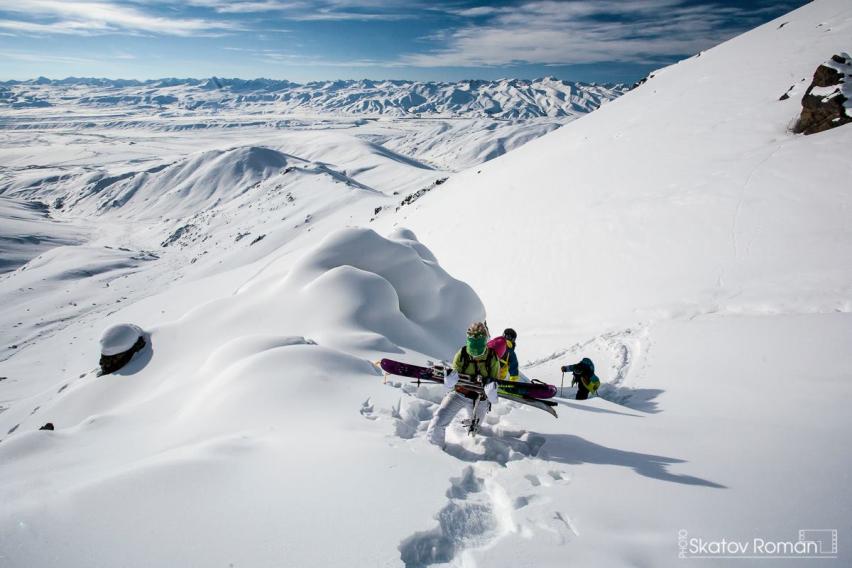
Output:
[487, 328, 519, 381]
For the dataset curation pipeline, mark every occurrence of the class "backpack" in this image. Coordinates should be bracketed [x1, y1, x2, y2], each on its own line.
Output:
[486, 336, 508, 359]
[588, 375, 601, 395]
[458, 346, 496, 379]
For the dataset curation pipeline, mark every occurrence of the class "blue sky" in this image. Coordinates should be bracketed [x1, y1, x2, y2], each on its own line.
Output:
[0, 1, 807, 84]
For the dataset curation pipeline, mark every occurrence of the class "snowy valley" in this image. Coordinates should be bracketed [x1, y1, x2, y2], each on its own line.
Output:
[1, 1, 851, 567]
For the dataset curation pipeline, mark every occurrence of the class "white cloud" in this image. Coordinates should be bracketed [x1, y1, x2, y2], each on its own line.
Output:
[400, 0, 781, 67]
[449, 6, 506, 18]
[283, 11, 410, 21]
[0, 0, 237, 36]
[0, 0, 796, 70]
[183, 0, 414, 20]
[0, 49, 97, 64]
[223, 46, 392, 68]
[0, 18, 108, 35]
[186, 0, 303, 13]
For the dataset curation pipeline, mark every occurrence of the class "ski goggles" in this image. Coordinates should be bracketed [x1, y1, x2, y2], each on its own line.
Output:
[466, 336, 487, 357]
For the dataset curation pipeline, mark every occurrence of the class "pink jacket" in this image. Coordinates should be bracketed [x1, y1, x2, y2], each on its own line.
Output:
[487, 336, 508, 359]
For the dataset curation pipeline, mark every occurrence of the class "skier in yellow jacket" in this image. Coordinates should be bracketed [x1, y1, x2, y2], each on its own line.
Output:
[426, 321, 500, 446]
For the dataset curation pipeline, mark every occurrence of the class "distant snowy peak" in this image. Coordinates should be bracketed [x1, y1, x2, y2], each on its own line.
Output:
[0, 77, 628, 119]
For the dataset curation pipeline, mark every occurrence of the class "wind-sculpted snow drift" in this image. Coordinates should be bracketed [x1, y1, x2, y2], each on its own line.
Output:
[0, 227, 497, 567]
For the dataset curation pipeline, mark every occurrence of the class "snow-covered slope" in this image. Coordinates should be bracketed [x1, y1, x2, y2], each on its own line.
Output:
[386, 0, 852, 332]
[0, 75, 618, 273]
[0, 228, 495, 568]
[1, 1, 851, 567]
[0, 131, 441, 355]
[1, 77, 627, 120]
[370, 0, 852, 562]
[0, 197, 86, 274]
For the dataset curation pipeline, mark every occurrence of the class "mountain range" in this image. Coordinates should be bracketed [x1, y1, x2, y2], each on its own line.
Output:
[0, 76, 629, 119]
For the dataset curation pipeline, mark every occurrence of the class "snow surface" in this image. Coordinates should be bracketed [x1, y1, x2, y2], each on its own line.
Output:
[0, 197, 85, 274]
[99, 323, 144, 356]
[385, 0, 852, 333]
[1, 1, 852, 567]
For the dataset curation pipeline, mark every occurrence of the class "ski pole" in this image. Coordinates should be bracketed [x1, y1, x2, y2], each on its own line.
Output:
[560, 371, 565, 398]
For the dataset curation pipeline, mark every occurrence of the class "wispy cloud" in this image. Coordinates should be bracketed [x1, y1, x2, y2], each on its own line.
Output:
[223, 46, 392, 68]
[0, 18, 108, 35]
[0, 49, 96, 64]
[184, 0, 304, 13]
[0, 0, 237, 36]
[184, 0, 417, 21]
[400, 0, 794, 67]
[445, 6, 506, 18]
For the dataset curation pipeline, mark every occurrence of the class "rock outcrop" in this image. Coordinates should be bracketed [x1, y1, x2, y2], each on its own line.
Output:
[99, 323, 146, 375]
[794, 53, 852, 135]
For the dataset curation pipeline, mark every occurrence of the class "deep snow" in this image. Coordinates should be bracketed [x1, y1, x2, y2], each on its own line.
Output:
[1, 1, 851, 567]
[373, 0, 852, 562]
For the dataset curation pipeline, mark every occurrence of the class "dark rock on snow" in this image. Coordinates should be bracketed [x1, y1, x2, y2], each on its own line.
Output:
[99, 323, 147, 375]
[100, 336, 145, 374]
[794, 53, 852, 135]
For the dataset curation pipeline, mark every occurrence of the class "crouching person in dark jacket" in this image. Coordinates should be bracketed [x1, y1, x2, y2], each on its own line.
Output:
[561, 357, 600, 400]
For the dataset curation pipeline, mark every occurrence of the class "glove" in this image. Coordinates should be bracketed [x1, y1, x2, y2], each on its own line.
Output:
[444, 371, 459, 391]
[484, 381, 498, 404]
[561, 365, 569, 373]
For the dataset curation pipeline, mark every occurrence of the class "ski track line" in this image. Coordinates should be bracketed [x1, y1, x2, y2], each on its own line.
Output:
[522, 327, 656, 412]
[731, 141, 786, 261]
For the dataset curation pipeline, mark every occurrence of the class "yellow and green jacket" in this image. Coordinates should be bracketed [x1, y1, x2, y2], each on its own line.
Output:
[453, 347, 501, 381]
